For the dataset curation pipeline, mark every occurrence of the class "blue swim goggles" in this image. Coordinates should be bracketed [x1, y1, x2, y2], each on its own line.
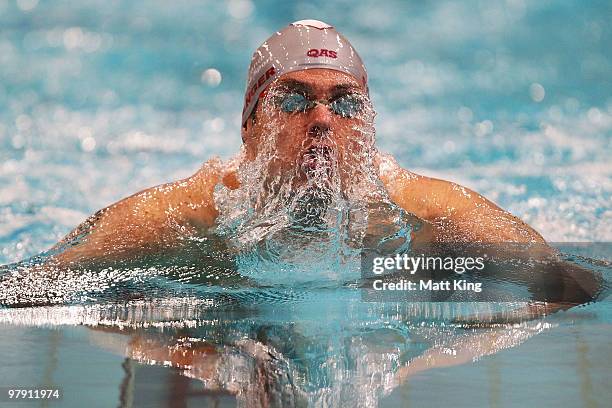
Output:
[274, 92, 365, 118]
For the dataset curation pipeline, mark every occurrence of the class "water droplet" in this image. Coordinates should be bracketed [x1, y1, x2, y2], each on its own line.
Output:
[204, 118, 225, 133]
[457, 106, 473, 122]
[201, 68, 222, 87]
[81, 137, 96, 152]
[16, 0, 38, 11]
[587, 107, 602, 123]
[63, 27, 84, 50]
[227, 0, 254, 19]
[529, 83, 545, 102]
[474, 120, 493, 137]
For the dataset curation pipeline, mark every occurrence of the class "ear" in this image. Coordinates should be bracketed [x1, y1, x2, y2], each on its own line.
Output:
[241, 121, 249, 143]
[241, 118, 257, 160]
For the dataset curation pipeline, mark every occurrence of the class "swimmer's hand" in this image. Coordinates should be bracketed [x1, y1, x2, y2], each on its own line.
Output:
[451, 259, 603, 326]
[47, 158, 239, 269]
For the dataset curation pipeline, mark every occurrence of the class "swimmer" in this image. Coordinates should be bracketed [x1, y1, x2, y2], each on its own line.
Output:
[48, 19, 549, 269]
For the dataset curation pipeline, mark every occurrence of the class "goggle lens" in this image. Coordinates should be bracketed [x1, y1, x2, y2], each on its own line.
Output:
[277, 92, 364, 118]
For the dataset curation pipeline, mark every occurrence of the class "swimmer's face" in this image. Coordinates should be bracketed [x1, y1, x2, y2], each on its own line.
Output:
[242, 69, 373, 184]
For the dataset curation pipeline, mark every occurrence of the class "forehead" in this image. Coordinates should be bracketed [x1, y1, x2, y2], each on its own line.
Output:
[275, 68, 363, 92]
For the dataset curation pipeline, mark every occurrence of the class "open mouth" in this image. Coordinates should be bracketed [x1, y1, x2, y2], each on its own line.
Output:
[301, 145, 334, 173]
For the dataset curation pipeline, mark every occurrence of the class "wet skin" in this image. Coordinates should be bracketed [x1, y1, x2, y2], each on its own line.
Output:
[49, 68, 546, 268]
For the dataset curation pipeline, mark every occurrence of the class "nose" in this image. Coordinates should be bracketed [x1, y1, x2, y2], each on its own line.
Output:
[307, 103, 332, 139]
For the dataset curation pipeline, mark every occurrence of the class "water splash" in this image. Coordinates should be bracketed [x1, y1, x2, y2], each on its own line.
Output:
[214, 83, 417, 286]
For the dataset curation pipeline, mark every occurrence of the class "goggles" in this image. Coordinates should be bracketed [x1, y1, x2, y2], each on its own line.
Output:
[273, 91, 365, 118]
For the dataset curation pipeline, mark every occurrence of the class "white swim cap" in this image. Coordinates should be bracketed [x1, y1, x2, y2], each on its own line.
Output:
[242, 19, 368, 126]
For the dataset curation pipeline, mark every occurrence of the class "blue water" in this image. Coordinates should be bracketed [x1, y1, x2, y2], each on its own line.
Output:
[1, 0, 611, 407]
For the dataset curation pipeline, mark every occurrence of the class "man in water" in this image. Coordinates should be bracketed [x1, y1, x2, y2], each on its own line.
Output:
[49, 19, 546, 269]
[1, 20, 601, 405]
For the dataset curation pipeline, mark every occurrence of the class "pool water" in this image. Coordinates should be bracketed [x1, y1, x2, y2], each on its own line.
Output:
[1, 0, 611, 407]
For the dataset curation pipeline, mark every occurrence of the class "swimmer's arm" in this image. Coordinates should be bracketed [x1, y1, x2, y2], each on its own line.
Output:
[49, 159, 236, 267]
[436, 177, 545, 243]
[384, 169, 602, 310]
[381, 168, 545, 243]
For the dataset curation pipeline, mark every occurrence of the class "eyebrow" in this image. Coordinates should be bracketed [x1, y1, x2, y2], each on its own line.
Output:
[330, 83, 362, 98]
[275, 79, 361, 96]
[275, 79, 312, 94]
[331, 83, 360, 92]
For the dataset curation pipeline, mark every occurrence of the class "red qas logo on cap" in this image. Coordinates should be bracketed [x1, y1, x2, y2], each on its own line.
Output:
[307, 49, 338, 58]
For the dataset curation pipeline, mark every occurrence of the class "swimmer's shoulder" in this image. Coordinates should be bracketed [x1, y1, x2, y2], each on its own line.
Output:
[196, 155, 241, 190]
[376, 153, 476, 221]
[375, 151, 452, 221]
[183, 156, 241, 228]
